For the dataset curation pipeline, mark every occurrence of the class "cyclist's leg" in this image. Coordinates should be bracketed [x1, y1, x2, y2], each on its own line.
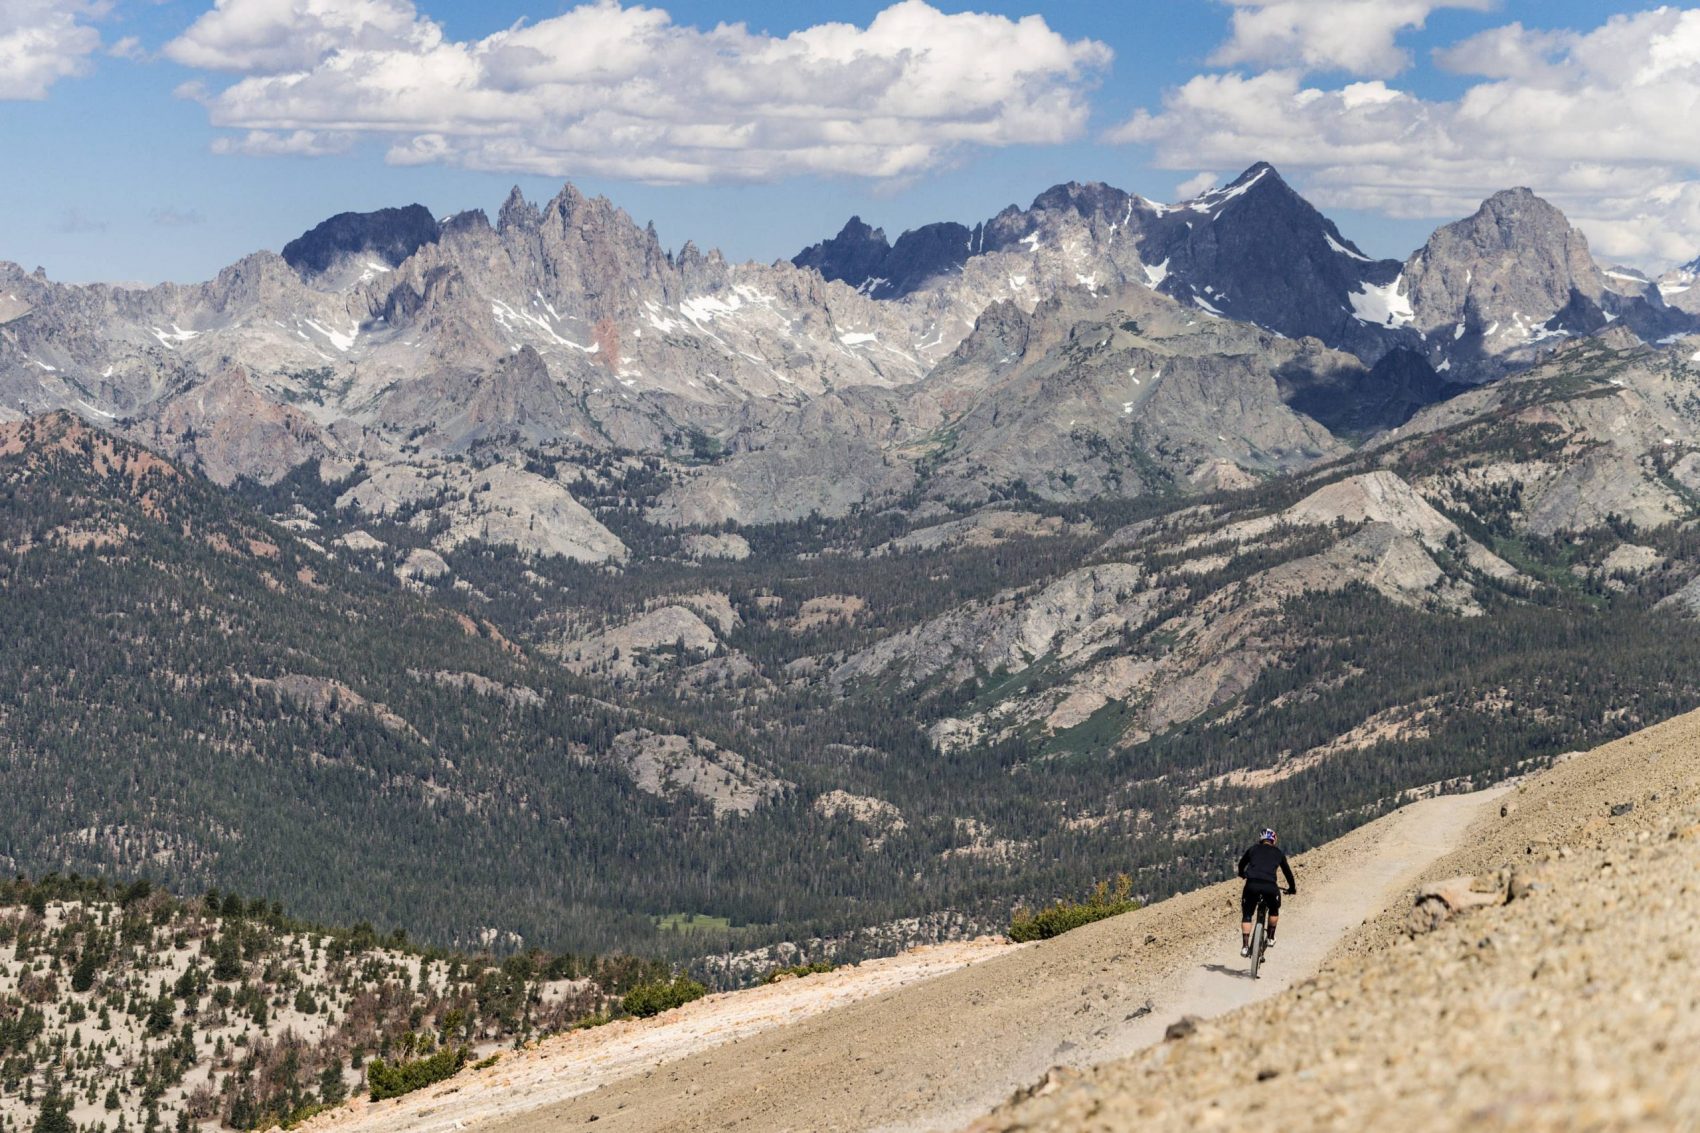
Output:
[1266, 887, 1283, 941]
[1239, 886, 1256, 951]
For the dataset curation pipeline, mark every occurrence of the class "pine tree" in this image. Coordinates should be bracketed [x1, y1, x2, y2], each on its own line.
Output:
[30, 1079, 73, 1133]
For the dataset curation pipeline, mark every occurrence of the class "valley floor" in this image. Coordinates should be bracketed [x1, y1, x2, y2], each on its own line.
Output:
[300, 781, 1504, 1133]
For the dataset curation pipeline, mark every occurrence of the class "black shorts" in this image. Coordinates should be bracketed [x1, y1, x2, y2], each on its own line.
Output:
[1241, 881, 1282, 921]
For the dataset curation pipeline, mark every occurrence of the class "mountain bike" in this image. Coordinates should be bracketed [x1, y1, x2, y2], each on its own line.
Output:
[1247, 898, 1271, 979]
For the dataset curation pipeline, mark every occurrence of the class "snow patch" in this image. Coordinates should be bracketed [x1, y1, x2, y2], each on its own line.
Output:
[1324, 233, 1374, 262]
[1348, 275, 1414, 328]
[838, 332, 878, 346]
[149, 324, 200, 348]
[1019, 233, 1041, 250]
[680, 293, 744, 325]
[1142, 259, 1169, 288]
[304, 318, 357, 353]
[492, 300, 591, 350]
[1188, 167, 1267, 213]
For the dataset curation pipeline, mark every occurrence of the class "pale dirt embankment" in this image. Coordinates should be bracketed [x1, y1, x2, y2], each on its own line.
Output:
[982, 711, 1700, 1132]
[293, 938, 1014, 1133]
[306, 773, 1504, 1133]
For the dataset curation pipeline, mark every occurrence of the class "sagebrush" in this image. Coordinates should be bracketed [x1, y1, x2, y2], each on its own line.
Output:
[1010, 875, 1140, 942]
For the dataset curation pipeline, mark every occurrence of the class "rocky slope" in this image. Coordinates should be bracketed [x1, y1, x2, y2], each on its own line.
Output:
[982, 706, 1700, 1133]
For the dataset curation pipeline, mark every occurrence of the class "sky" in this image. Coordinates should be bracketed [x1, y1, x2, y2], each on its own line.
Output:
[4, 0, 1699, 284]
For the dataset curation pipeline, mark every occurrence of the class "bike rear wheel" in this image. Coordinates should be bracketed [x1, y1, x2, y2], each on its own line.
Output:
[1248, 907, 1267, 979]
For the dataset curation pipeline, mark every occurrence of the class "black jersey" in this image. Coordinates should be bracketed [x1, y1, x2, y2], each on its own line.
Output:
[1237, 842, 1296, 890]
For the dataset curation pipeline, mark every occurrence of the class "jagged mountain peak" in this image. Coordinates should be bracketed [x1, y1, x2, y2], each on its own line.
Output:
[497, 185, 542, 232]
[792, 215, 896, 291]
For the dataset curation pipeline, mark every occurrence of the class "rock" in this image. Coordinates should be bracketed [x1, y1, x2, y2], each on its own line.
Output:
[334, 530, 385, 552]
[609, 729, 791, 816]
[681, 532, 751, 561]
[1164, 1016, 1201, 1041]
[1415, 875, 1505, 912]
[397, 546, 450, 581]
[1507, 866, 1548, 901]
[1610, 802, 1635, 817]
[1406, 897, 1450, 936]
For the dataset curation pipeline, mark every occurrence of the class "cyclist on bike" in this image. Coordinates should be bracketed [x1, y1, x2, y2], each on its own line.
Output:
[1238, 827, 1296, 957]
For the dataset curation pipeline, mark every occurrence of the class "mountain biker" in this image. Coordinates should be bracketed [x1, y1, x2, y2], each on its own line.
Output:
[1238, 827, 1296, 957]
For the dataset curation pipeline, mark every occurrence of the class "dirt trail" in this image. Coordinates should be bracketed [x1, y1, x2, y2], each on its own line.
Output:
[1089, 787, 1500, 1067]
[341, 784, 1493, 1133]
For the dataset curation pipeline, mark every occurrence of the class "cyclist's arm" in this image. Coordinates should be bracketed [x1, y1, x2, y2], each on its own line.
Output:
[1236, 848, 1251, 879]
[1279, 855, 1296, 893]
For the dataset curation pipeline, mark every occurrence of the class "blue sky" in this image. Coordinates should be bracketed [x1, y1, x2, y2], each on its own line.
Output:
[4, 1, 1698, 283]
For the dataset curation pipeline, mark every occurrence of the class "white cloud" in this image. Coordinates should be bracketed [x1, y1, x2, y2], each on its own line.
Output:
[163, 0, 433, 72]
[1114, 7, 1700, 267]
[1174, 171, 1220, 199]
[0, 0, 106, 99]
[1211, 0, 1494, 77]
[210, 129, 357, 157]
[165, 0, 1111, 183]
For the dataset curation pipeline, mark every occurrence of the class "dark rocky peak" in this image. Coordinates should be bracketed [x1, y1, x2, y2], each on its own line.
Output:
[881, 222, 976, 292]
[497, 186, 542, 232]
[441, 209, 492, 237]
[280, 204, 439, 278]
[792, 213, 977, 299]
[1027, 180, 1135, 223]
[792, 216, 894, 287]
[1180, 162, 1294, 216]
[1134, 161, 1402, 351]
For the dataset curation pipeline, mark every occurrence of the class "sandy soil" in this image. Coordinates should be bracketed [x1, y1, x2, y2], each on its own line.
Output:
[303, 781, 1501, 1133]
